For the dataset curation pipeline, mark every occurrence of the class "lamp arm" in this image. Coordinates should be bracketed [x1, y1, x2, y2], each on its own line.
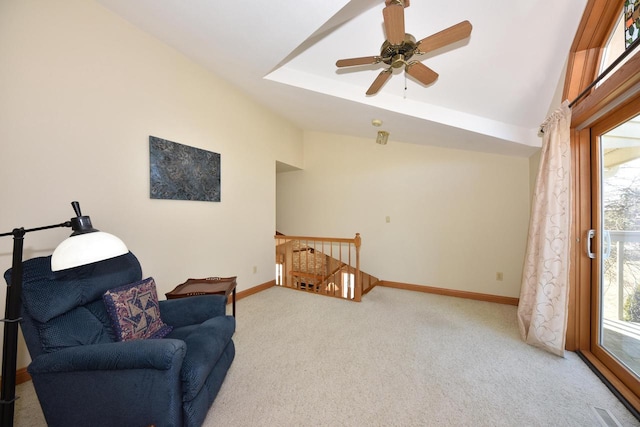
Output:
[0, 221, 71, 238]
[0, 221, 70, 426]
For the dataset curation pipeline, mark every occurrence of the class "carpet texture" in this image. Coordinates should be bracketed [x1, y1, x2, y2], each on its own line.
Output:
[15, 286, 640, 426]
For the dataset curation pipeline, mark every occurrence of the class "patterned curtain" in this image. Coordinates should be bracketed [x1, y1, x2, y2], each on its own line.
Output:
[517, 101, 572, 357]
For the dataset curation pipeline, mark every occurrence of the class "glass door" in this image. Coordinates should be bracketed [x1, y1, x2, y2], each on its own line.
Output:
[593, 111, 640, 388]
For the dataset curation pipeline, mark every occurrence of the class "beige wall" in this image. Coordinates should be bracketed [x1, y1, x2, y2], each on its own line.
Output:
[529, 149, 542, 197]
[277, 131, 531, 298]
[0, 0, 303, 368]
[0, 0, 535, 373]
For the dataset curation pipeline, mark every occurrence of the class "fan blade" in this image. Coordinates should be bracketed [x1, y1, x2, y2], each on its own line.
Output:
[416, 20, 472, 54]
[405, 62, 438, 86]
[366, 69, 392, 95]
[336, 56, 381, 68]
[383, 4, 405, 45]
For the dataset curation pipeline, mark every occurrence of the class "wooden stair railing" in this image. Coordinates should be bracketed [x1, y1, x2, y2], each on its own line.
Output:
[275, 233, 378, 302]
[289, 262, 348, 294]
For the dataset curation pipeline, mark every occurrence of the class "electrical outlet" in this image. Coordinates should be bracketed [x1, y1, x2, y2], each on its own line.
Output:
[496, 272, 504, 281]
[385, 216, 391, 223]
[253, 266, 257, 274]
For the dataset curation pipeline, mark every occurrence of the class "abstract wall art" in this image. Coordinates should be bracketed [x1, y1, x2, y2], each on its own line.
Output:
[149, 136, 221, 202]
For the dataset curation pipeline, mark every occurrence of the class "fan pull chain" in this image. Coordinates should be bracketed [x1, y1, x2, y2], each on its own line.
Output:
[404, 73, 407, 99]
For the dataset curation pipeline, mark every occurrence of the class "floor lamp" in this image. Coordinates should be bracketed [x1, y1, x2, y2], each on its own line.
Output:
[0, 201, 128, 427]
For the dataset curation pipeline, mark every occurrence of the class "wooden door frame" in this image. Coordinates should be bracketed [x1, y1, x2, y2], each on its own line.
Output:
[590, 99, 640, 395]
[566, 0, 640, 411]
[566, 0, 624, 352]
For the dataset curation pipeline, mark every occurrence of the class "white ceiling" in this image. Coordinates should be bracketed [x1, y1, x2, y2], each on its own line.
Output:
[96, 0, 587, 157]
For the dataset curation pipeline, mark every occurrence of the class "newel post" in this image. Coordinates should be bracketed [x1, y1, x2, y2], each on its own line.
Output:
[354, 233, 362, 302]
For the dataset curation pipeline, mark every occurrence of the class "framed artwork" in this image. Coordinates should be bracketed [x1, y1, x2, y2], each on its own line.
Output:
[149, 136, 221, 202]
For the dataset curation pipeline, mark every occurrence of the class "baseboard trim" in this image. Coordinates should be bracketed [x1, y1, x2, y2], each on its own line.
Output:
[379, 280, 519, 306]
[230, 280, 275, 304]
[15, 367, 31, 385]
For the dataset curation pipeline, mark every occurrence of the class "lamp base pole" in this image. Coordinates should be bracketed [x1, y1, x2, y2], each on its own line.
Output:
[0, 208, 103, 426]
[0, 229, 25, 427]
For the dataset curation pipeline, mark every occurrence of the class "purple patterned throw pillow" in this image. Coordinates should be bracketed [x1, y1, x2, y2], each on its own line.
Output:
[103, 277, 172, 342]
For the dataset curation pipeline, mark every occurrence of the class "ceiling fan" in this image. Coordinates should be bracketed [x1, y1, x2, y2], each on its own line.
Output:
[335, 0, 472, 95]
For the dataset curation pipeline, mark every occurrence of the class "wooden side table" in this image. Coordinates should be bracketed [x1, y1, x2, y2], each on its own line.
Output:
[165, 276, 237, 317]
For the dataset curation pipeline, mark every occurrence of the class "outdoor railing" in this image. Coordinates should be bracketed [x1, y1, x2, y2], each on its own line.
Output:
[605, 230, 640, 320]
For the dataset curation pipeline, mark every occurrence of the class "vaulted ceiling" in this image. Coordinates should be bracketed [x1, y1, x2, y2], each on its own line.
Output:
[96, 0, 588, 157]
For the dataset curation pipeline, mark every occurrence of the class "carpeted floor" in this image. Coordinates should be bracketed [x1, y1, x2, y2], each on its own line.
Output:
[15, 286, 640, 426]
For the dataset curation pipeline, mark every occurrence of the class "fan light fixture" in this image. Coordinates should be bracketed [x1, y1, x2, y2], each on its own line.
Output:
[376, 131, 389, 145]
[336, 1, 472, 95]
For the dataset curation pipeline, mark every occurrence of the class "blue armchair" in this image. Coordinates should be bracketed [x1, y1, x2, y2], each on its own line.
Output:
[4, 252, 235, 427]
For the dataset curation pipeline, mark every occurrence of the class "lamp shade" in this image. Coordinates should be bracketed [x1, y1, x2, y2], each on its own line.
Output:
[51, 231, 128, 271]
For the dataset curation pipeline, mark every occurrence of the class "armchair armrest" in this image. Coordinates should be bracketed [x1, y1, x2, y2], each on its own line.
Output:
[159, 294, 227, 328]
[28, 338, 186, 374]
[27, 339, 187, 427]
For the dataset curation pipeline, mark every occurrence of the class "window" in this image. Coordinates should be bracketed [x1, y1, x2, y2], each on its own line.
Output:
[568, 0, 640, 411]
[342, 272, 354, 299]
[596, 6, 638, 88]
[625, 0, 640, 47]
[275, 263, 283, 285]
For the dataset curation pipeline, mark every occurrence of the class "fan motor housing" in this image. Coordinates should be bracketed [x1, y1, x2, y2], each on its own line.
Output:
[380, 33, 417, 67]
